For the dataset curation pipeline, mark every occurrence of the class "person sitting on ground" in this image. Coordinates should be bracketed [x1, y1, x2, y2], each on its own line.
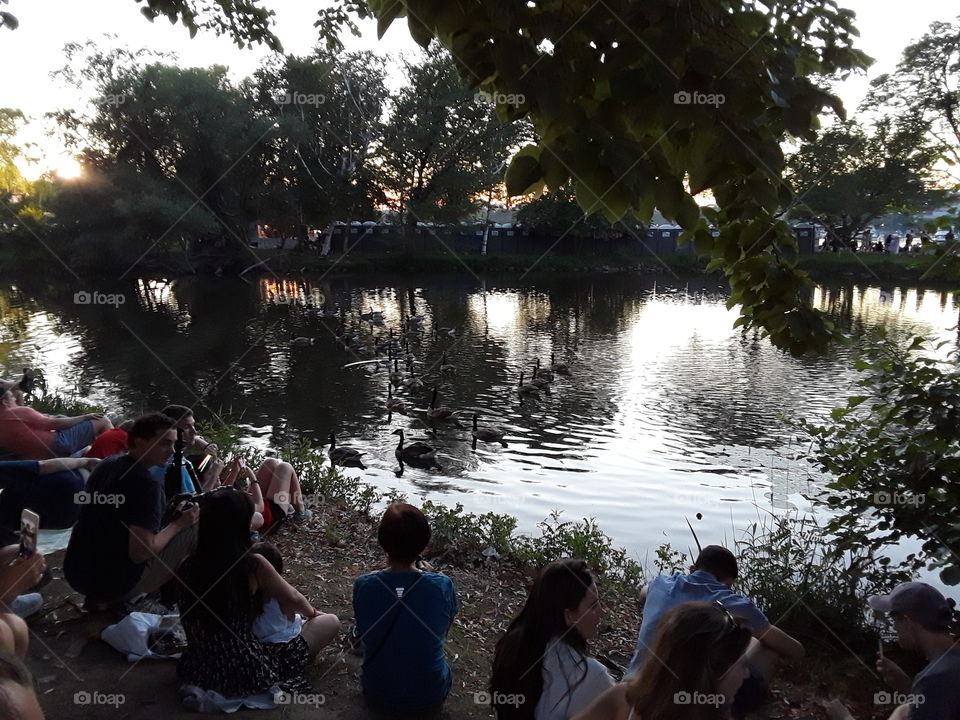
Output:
[195, 456, 265, 533]
[869, 582, 960, 720]
[85, 419, 133, 459]
[0, 653, 45, 719]
[255, 456, 312, 524]
[624, 545, 803, 718]
[250, 542, 302, 644]
[177, 488, 340, 706]
[0, 546, 45, 658]
[0, 390, 112, 460]
[0, 457, 100, 535]
[490, 558, 612, 720]
[573, 601, 753, 720]
[353, 503, 458, 718]
[63, 413, 199, 610]
[147, 405, 210, 495]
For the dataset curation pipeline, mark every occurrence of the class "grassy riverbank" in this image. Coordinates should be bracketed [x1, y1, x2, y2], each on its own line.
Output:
[6, 238, 953, 287]
[19, 405, 922, 719]
[244, 247, 953, 286]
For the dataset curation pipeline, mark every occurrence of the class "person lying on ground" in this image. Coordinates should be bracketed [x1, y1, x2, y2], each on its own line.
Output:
[63, 413, 199, 611]
[0, 547, 45, 658]
[869, 582, 960, 720]
[0, 457, 100, 533]
[250, 542, 302, 643]
[177, 488, 339, 703]
[354, 503, 458, 719]
[0, 653, 44, 719]
[0, 390, 112, 460]
[490, 558, 611, 720]
[573, 601, 752, 720]
[85, 419, 133, 459]
[624, 545, 803, 718]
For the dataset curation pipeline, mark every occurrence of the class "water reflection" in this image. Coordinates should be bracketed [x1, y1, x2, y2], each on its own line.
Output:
[0, 271, 957, 557]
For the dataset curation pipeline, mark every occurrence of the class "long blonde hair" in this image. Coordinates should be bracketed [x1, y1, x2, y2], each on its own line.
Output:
[625, 602, 750, 720]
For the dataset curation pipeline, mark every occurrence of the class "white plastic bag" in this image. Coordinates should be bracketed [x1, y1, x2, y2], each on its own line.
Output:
[100, 612, 181, 662]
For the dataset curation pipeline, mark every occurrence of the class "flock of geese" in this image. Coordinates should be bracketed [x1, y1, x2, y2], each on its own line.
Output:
[288, 306, 571, 473]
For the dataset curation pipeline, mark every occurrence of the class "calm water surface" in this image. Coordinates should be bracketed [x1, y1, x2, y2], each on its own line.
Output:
[1, 272, 957, 567]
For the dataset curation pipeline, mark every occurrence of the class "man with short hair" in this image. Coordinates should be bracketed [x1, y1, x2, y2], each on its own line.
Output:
[0, 390, 112, 460]
[149, 405, 219, 495]
[625, 545, 804, 718]
[64, 413, 199, 609]
[871, 582, 960, 719]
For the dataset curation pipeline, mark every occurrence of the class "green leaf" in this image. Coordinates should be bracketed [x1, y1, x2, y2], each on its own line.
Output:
[377, 0, 405, 39]
[940, 565, 960, 585]
[505, 153, 543, 196]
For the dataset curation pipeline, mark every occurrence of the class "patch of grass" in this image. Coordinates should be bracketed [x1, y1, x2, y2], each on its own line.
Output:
[195, 418, 916, 675]
[30, 392, 106, 417]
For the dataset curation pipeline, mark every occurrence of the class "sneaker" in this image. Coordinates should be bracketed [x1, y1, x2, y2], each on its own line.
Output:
[291, 509, 313, 522]
[9, 593, 42, 618]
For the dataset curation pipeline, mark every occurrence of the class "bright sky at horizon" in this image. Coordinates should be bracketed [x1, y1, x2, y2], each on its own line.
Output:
[1, 0, 957, 178]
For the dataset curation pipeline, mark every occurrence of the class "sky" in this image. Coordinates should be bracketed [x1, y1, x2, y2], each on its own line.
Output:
[1, 0, 958, 178]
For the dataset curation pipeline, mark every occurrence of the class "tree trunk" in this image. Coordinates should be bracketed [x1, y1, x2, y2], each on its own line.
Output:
[320, 222, 334, 257]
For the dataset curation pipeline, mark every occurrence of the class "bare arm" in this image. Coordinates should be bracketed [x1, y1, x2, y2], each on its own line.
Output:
[251, 554, 316, 620]
[877, 656, 912, 694]
[127, 506, 198, 565]
[756, 624, 805, 659]
[0, 547, 45, 605]
[188, 435, 218, 458]
[45, 413, 101, 430]
[37, 457, 99, 474]
[637, 583, 649, 610]
[246, 474, 264, 513]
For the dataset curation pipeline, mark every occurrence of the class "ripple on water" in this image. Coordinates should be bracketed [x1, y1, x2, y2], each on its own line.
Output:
[1, 275, 956, 566]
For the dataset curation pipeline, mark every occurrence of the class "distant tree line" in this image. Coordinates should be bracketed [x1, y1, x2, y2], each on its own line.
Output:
[0, 42, 532, 271]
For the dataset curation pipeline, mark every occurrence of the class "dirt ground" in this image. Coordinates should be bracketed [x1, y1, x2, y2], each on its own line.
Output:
[24, 502, 888, 719]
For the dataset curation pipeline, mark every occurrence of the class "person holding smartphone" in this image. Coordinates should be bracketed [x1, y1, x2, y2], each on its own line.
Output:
[0, 544, 45, 657]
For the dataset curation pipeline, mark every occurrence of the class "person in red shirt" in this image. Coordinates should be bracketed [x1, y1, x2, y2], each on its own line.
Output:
[85, 420, 133, 459]
[0, 390, 112, 459]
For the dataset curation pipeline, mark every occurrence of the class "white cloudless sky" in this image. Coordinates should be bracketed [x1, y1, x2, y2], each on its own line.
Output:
[1, 0, 957, 176]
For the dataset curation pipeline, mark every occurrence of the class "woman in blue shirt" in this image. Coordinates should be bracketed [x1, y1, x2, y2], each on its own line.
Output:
[352, 503, 458, 717]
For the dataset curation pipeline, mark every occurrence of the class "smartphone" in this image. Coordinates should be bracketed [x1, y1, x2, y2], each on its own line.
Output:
[197, 454, 214, 474]
[19, 509, 39, 557]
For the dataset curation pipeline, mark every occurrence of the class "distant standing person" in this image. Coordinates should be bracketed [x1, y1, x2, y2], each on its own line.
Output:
[887, 234, 901, 255]
[0, 390, 112, 460]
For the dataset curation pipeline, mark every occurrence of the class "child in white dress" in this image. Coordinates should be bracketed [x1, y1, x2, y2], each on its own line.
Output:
[250, 542, 303, 643]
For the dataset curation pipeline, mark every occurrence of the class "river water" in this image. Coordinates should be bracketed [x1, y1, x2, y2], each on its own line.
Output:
[1, 272, 956, 568]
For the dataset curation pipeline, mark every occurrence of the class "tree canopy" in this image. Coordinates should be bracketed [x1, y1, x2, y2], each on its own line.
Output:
[376, 44, 532, 225]
[867, 16, 960, 183]
[785, 117, 946, 246]
[111, 0, 877, 354]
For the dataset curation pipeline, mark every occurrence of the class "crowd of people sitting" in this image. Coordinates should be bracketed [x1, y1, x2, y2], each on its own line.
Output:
[0, 384, 958, 718]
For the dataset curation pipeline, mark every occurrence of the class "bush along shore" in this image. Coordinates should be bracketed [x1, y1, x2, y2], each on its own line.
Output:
[19, 407, 930, 720]
[4, 240, 956, 287]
